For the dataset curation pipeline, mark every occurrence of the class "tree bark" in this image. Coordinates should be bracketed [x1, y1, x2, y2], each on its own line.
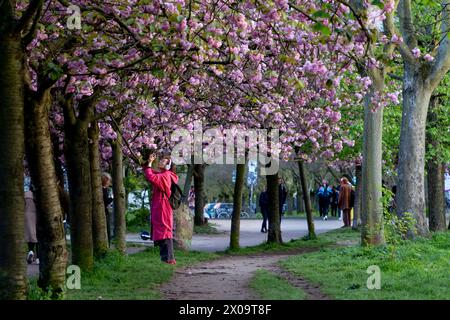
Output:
[182, 164, 194, 203]
[63, 97, 94, 271]
[426, 96, 447, 232]
[352, 164, 363, 229]
[298, 161, 316, 239]
[230, 163, 246, 250]
[193, 164, 206, 226]
[361, 74, 386, 246]
[24, 88, 68, 295]
[396, 66, 432, 237]
[88, 121, 109, 257]
[426, 161, 446, 232]
[111, 135, 126, 254]
[266, 172, 282, 244]
[0, 34, 27, 300]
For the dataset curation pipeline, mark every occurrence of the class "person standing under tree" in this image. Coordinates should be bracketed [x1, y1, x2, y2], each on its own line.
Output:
[279, 177, 288, 224]
[259, 189, 269, 233]
[338, 177, 353, 227]
[25, 185, 38, 264]
[143, 152, 179, 264]
[330, 185, 338, 217]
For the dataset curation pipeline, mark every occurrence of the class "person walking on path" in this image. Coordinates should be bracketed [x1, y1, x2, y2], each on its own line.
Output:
[258, 189, 269, 233]
[143, 152, 179, 265]
[25, 186, 39, 264]
[330, 185, 338, 217]
[338, 177, 353, 227]
[317, 180, 332, 220]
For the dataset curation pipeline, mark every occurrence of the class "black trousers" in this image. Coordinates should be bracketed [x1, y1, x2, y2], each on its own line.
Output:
[154, 238, 175, 262]
[319, 199, 330, 217]
[261, 209, 268, 231]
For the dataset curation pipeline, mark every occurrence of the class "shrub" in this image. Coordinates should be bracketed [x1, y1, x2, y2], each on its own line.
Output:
[126, 208, 150, 228]
[381, 187, 417, 245]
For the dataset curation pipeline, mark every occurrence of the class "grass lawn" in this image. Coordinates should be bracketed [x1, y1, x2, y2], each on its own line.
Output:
[223, 227, 360, 255]
[28, 247, 219, 300]
[249, 270, 307, 300]
[280, 231, 450, 300]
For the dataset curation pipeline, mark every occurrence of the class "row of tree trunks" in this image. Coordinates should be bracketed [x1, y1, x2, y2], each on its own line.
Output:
[25, 88, 67, 295]
[111, 133, 127, 254]
[230, 163, 246, 250]
[64, 97, 94, 271]
[298, 161, 316, 239]
[183, 163, 194, 203]
[426, 96, 447, 232]
[396, 68, 432, 237]
[361, 74, 386, 246]
[89, 121, 109, 257]
[266, 171, 282, 244]
[193, 164, 206, 226]
[352, 164, 362, 229]
[0, 35, 27, 300]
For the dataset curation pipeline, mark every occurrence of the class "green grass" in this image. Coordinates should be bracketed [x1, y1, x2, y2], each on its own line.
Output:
[58, 247, 218, 300]
[223, 227, 360, 255]
[280, 231, 450, 300]
[249, 270, 307, 300]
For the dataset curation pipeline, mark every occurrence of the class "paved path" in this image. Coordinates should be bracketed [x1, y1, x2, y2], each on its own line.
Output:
[127, 217, 343, 252]
[27, 218, 342, 278]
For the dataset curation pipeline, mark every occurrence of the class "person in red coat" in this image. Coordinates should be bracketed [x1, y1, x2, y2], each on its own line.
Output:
[143, 152, 179, 264]
[338, 177, 353, 227]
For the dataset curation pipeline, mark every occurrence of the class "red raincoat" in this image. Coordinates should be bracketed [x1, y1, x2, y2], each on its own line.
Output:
[143, 167, 179, 241]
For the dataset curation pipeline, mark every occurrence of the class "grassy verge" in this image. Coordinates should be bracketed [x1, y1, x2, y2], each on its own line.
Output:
[280, 231, 450, 300]
[27, 247, 219, 300]
[223, 227, 360, 255]
[249, 270, 307, 300]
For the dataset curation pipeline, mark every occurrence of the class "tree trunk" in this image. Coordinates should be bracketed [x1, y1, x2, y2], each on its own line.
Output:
[361, 76, 386, 246]
[64, 99, 94, 271]
[111, 136, 126, 254]
[230, 163, 246, 250]
[352, 164, 362, 229]
[24, 88, 68, 295]
[193, 164, 206, 226]
[88, 121, 109, 257]
[266, 171, 282, 244]
[296, 185, 303, 214]
[182, 164, 194, 203]
[425, 96, 447, 232]
[298, 161, 316, 239]
[0, 35, 27, 300]
[396, 67, 432, 237]
[124, 165, 130, 210]
[426, 161, 446, 232]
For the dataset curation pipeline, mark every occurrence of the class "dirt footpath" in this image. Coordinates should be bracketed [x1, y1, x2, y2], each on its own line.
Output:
[160, 248, 329, 300]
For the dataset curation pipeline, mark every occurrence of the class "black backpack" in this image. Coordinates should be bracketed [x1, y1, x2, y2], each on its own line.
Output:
[168, 180, 183, 210]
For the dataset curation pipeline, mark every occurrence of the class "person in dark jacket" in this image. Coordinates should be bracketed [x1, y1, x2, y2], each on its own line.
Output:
[338, 177, 353, 227]
[317, 180, 332, 220]
[330, 186, 338, 217]
[259, 190, 269, 233]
